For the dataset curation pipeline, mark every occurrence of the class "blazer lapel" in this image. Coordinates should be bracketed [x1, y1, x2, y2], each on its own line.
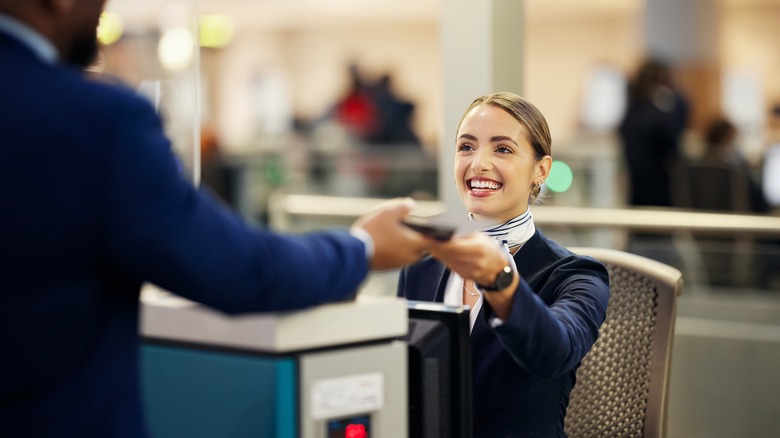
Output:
[513, 231, 547, 289]
[431, 262, 450, 303]
[402, 255, 451, 303]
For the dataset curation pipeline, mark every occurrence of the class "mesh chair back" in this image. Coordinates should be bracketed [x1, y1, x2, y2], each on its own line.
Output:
[564, 248, 683, 438]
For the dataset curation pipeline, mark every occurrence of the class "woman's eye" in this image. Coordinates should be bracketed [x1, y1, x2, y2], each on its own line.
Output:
[497, 145, 512, 154]
[457, 143, 474, 152]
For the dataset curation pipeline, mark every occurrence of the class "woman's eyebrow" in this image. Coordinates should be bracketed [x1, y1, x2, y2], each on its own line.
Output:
[490, 135, 519, 146]
[458, 133, 518, 146]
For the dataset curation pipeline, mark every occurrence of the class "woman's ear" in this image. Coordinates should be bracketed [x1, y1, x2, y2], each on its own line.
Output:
[535, 155, 553, 183]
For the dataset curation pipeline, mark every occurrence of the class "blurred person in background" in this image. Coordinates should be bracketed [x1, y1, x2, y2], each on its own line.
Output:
[321, 64, 421, 146]
[199, 123, 238, 208]
[619, 58, 689, 207]
[700, 118, 769, 213]
[675, 118, 772, 286]
[332, 63, 379, 143]
[397, 92, 610, 437]
[369, 73, 420, 146]
[0, 1, 430, 436]
[763, 104, 780, 209]
[311, 65, 429, 198]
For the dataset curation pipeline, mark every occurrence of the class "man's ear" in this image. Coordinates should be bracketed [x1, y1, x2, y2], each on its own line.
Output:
[42, 0, 75, 14]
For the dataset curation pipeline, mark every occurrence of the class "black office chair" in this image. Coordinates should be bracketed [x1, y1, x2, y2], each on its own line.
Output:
[564, 247, 683, 438]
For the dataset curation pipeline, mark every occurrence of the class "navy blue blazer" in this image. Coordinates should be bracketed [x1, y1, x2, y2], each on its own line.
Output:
[0, 31, 368, 437]
[398, 230, 609, 437]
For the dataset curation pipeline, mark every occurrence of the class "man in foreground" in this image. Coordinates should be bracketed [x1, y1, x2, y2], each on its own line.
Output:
[0, 0, 429, 435]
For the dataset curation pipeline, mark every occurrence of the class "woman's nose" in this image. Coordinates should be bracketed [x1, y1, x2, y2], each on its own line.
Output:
[471, 148, 492, 172]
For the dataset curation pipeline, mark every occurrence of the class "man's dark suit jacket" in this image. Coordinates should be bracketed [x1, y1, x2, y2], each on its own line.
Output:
[0, 31, 368, 437]
[398, 231, 609, 437]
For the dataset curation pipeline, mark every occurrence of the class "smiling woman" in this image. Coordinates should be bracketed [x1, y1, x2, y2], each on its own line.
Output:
[397, 92, 610, 437]
[454, 93, 553, 223]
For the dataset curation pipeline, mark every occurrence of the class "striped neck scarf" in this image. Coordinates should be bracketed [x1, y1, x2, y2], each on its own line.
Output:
[470, 208, 535, 249]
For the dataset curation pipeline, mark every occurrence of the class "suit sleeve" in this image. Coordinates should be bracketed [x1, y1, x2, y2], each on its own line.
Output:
[487, 257, 609, 378]
[102, 96, 368, 313]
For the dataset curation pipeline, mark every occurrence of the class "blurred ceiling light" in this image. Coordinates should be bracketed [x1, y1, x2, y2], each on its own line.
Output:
[199, 14, 235, 49]
[158, 29, 195, 71]
[97, 12, 124, 46]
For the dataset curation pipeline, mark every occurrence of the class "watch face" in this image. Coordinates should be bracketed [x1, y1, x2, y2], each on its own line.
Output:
[480, 265, 513, 291]
[494, 266, 514, 290]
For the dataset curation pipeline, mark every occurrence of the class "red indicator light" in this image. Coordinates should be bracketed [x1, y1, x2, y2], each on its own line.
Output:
[345, 423, 367, 438]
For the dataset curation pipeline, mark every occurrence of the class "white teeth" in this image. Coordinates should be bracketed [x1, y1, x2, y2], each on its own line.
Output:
[470, 180, 500, 190]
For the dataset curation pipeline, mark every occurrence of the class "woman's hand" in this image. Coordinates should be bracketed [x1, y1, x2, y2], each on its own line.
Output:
[428, 233, 519, 319]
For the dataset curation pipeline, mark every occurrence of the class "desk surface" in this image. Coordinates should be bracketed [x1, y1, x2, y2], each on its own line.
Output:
[140, 288, 408, 353]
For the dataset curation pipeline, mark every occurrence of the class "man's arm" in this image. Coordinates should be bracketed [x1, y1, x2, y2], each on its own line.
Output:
[103, 96, 426, 313]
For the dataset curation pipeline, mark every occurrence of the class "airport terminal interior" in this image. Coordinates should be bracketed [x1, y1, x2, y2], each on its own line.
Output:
[96, 0, 780, 436]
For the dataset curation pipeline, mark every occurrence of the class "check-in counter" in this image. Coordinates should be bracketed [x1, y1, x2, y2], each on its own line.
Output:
[140, 291, 409, 438]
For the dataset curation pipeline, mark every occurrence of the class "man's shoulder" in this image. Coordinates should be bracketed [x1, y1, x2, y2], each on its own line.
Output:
[63, 70, 155, 116]
[6, 66, 153, 130]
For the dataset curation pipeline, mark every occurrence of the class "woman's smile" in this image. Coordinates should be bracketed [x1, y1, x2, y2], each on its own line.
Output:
[467, 177, 503, 196]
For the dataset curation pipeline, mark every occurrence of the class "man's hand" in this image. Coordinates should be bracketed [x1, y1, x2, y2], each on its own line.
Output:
[352, 198, 430, 270]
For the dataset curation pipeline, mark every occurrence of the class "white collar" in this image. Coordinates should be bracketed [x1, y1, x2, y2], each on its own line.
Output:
[0, 13, 58, 64]
[471, 208, 536, 249]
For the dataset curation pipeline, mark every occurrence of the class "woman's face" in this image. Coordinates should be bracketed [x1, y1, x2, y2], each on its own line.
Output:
[454, 104, 549, 223]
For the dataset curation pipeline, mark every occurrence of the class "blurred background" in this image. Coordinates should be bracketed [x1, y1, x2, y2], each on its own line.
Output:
[95, 0, 780, 436]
